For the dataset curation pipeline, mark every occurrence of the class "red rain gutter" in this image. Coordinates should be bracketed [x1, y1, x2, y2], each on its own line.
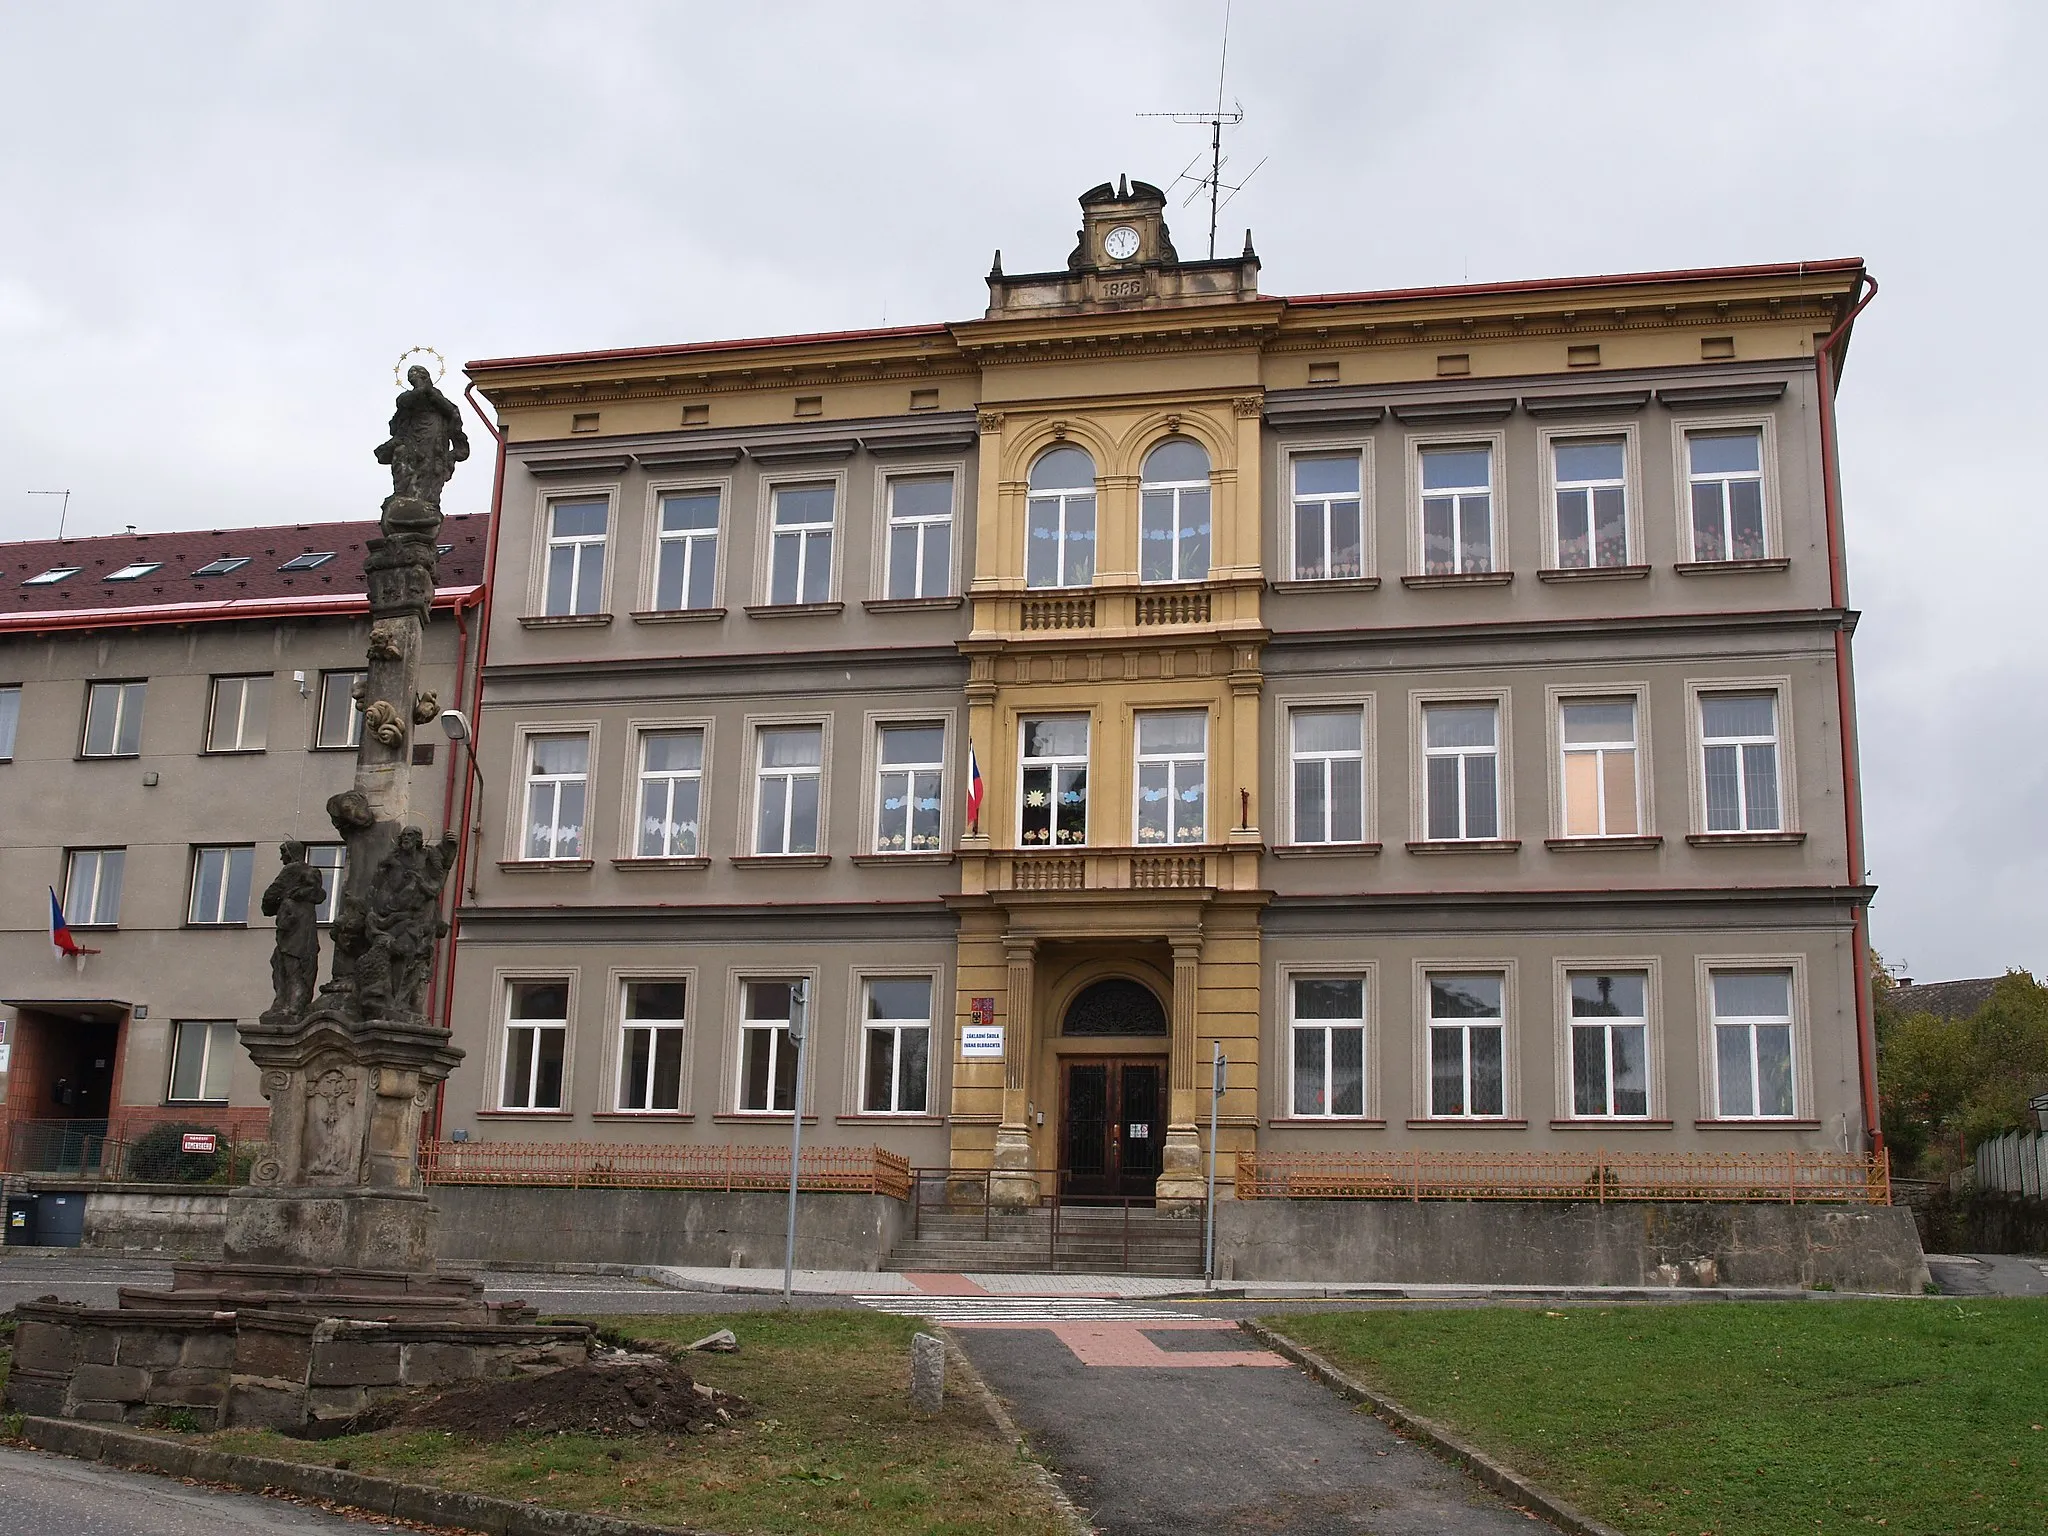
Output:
[467, 321, 950, 373]
[1813, 271, 1881, 1153]
[1282, 257, 1865, 310]
[0, 588, 479, 634]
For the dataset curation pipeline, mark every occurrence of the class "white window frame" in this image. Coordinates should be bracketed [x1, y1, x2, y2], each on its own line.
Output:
[631, 725, 706, 858]
[1137, 443, 1213, 585]
[613, 973, 691, 1114]
[730, 973, 816, 1116]
[870, 718, 948, 855]
[206, 674, 270, 753]
[644, 479, 727, 613]
[1696, 957, 1809, 1122]
[539, 493, 613, 617]
[1538, 424, 1641, 570]
[1406, 431, 1506, 576]
[1553, 960, 1662, 1122]
[747, 718, 827, 857]
[0, 683, 22, 762]
[306, 844, 346, 925]
[1284, 972, 1373, 1120]
[855, 973, 937, 1116]
[1686, 679, 1795, 836]
[1132, 710, 1209, 845]
[1284, 699, 1373, 846]
[878, 467, 959, 600]
[1024, 448, 1099, 590]
[315, 670, 365, 749]
[166, 1020, 238, 1104]
[515, 727, 595, 861]
[64, 847, 125, 926]
[188, 844, 255, 926]
[1283, 443, 1374, 583]
[1414, 694, 1508, 843]
[82, 680, 146, 758]
[759, 476, 842, 607]
[1672, 414, 1780, 563]
[1548, 688, 1649, 840]
[1018, 713, 1091, 847]
[1415, 962, 1518, 1121]
[498, 976, 573, 1112]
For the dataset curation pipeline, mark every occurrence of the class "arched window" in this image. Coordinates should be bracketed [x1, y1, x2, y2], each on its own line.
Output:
[1026, 447, 1097, 589]
[1061, 978, 1169, 1036]
[1140, 438, 1211, 583]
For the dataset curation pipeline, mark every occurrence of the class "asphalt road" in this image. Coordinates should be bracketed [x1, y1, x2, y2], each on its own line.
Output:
[0, 1445, 400, 1534]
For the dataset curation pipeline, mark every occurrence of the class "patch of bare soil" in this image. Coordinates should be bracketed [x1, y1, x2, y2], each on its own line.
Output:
[391, 1355, 749, 1440]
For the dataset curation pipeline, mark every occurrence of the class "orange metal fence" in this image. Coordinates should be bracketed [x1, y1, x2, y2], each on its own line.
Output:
[420, 1140, 914, 1200]
[1234, 1148, 1890, 1205]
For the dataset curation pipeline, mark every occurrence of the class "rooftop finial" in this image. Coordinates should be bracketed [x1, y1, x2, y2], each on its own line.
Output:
[1243, 229, 1256, 259]
[1118, 172, 1129, 197]
[990, 248, 1004, 278]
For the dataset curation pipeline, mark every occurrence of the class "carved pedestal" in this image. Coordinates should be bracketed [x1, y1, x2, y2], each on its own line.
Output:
[1154, 1124, 1207, 1215]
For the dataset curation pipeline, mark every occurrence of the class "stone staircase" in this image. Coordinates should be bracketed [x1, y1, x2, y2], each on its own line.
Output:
[885, 1205, 1206, 1277]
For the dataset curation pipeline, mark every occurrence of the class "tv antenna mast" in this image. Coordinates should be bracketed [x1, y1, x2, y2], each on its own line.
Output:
[28, 489, 73, 539]
[1138, 0, 1266, 259]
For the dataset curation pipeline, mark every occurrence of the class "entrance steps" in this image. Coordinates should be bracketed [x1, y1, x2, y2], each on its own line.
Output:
[885, 1206, 1205, 1277]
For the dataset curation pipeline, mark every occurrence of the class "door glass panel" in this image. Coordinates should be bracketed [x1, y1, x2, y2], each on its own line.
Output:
[1066, 1064, 1108, 1178]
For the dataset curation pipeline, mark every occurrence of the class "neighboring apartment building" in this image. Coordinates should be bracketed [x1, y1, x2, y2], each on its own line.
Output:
[454, 179, 1876, 1201]
[0, 517, 485, 1167]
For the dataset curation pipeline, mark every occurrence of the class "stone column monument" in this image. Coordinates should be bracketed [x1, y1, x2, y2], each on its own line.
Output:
[223, 364, 471, 1271]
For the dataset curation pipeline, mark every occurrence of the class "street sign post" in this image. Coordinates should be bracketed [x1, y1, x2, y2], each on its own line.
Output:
[1205, 1042, 1225, 1287]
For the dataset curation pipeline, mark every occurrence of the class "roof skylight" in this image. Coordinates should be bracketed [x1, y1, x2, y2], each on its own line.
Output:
[22, 566, 80, 586]
[104, 562, 163, 581]
[192, 556, 250, 577]
[278, 552, 335, 571]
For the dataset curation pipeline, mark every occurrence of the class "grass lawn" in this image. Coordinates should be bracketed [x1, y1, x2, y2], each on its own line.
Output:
[1273, 1299, 2048, 1536]
[141, 1311, 1065, 1536]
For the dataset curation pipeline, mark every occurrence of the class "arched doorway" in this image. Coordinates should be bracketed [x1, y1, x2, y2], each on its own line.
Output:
[1058, 979, 1169, 1202]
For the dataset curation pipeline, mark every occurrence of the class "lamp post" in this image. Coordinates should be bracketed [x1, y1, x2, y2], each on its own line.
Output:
[438, 710, 487, 900]
[1205, 1041, 1224, 1288]
[781, 979, 808, 1306]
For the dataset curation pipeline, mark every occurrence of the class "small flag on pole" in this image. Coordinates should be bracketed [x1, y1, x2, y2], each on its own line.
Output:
[965, 744, 984, 835]
[49, 887, 99, 961]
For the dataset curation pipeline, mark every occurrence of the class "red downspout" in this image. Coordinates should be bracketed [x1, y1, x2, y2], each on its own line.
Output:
[423, 589, 479, 1142]
[1813, 271, 1880, 1153]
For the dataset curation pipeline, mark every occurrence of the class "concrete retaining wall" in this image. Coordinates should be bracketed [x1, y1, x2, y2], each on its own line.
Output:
[78, 1188, 231, 1258]
[1215, 1200, 1931, 1293]
[428, 1185, 912, 1272]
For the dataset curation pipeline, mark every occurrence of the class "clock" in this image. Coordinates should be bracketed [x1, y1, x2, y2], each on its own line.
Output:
[1103, 225, 1141, 262]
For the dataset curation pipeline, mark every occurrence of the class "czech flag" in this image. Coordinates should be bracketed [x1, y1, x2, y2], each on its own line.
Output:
[965, 744, 984, 834]
[49, 887, 99, 960]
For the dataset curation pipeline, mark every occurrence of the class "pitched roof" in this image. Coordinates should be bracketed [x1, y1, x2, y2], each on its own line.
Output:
[1881, 977, 2008, 1021]
[0, 515, 487, 631]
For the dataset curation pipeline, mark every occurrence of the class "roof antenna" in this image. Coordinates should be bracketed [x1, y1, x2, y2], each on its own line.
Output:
[1138, 0, 1266, 259]
[28, 489, 72, 540]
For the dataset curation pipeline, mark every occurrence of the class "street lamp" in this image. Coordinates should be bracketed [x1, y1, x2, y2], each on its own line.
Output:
[780, 979, 809, 1306]
[439, 709, 486, 900]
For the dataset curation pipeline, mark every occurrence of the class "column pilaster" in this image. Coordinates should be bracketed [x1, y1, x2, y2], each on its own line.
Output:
[1157, 932, 1206, 1212]
[989, 934, 1039, 1208]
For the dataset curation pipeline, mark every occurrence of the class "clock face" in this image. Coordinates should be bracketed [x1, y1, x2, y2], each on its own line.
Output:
[1103, 225, 1141, 262]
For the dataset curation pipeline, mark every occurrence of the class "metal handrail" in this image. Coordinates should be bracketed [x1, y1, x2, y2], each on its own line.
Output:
[1234, 1147, 1891, 1205]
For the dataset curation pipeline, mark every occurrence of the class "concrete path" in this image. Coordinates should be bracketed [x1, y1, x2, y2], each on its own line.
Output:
[1924, 1251, 2048, 1296]
[0, 1444, 388, 1533]
[946, 1300, 1556, 1535]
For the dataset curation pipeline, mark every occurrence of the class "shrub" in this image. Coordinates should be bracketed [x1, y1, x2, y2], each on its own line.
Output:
[126, 1123, 225, 1184]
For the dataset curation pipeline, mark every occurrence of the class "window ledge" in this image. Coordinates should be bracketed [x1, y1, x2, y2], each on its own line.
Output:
[1270, 842, 1383, 857]
[863, 596, 964, 613]
[1536, 564, 1651, 583]
[849, 852, 955, 866]
[76, 754, 142, 763]
[1673, 558, 1790, 576]
[519, 612, 614, 629]
[711, 1113, 821, 1125]
[835, 1114, 947, 1127]
[1544, 835, 1663, 852]
[181, 922, 251, 931]
[1685, 831, 1805, 847]
[1404, 1118, 1529, 1129]
[1400, 571, 1513, 589]
[1693, 1118, 1823, 1130]
[1265, 1117, 1388, 1129]
[1405, 838, 1521, 855]
[729, 854, 832, 868]
[198, 748, 268, 757]
[475, 1109, 574, 1120]
[629, 607, 726, 624]
[1270, 576, 1381, 593]
[310, 743, 360, 754]
[1547, 1118, 1676, 1130]
[611, 855, 710, 871]
[743, 602, 846, 619]
[164, 1100, 231, 1110]
[589, 1111, 696, 1122]
[496, 858, 595, 873]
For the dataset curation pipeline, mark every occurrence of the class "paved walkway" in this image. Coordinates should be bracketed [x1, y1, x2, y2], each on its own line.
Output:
[0, 1445, 384, 1533]
[1924, 1251, 2048, 1295]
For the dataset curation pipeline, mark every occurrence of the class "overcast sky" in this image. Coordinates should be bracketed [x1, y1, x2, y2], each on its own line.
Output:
[1, 1, 2040, 983]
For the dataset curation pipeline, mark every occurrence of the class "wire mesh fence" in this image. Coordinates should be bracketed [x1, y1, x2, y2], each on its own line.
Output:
[421, 1140, 914, 1199]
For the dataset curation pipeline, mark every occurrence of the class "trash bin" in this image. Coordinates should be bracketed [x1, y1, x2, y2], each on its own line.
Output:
[35, 1191, 85, 1247]
[4, 1194, 37, 1245]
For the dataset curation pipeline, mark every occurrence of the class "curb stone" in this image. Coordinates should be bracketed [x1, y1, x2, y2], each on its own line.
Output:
[940, 1331, 1098, 1536]
[17, 1416, 725, 1536]
[1239, 1321, 1628, 1536]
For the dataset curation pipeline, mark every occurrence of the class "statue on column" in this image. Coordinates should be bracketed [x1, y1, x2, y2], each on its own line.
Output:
[260, 841, 327, 1020]
[355, 827, 461, 1020]
[374, 364, 470, 536]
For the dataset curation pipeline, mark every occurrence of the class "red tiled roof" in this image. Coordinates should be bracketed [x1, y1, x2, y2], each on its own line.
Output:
[0, 515, 488, 627]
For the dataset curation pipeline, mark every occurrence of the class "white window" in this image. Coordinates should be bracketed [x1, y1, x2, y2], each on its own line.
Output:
[875, 723, 944, 853]
[754, 725, 822, 855]
[652, 491, 719, 611]
[1139, 439, 1211, 584]
[1291, 977, 1366, 1117]
[1291, 454, 1363, 580]
[316, 671, 365, 748]
[1553, 438, 1629, 569]
[1134, 712, 1206, 845]
[1700, 693, 1781, 832]
[522, 733, 590, 859]
[306, 844, 346, 924]
[1568, 971, 1649, 1118]
[861, 976, 932, 1114]
[105, 562, 162, 582]
[0, 684, 20, 761]
[1560, 698, 1638, 837]
[82, 680, 145, 757]
[618, 979, 687, 1113]
[189, 845, 255, 925]
[192, 556, 249, 577]
[1020, 715, 1089, 846]
[1427, 973, 1506, 1117]
[1687, 430, 1767, 562]
[167, 1020, 238, 1103]
[543, 498, 608, 616]
[738, 980, 800, 1112]
[885, 476, 954, 599]
[1290, 707, 1365, 844]
[1423, 703, 1499, 841]
[64, 848, 124, 926]
[23, 565, 79, 585]
[1025, 447, 1097, 589]
[768, 484, 835, 605]
[206, 675, 270, 753]
[636, 729, 703, 857]
[279, 551, 334, 572]
[1420, 446, 1493, 575]
[1711, 969, 1795, 1118]
[502, 981, 568, 1110]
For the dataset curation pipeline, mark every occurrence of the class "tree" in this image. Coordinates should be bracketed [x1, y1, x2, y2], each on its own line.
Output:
[1877, 970, 2048, 1176]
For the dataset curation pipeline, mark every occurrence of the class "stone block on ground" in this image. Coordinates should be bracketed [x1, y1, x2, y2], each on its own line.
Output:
[910, 1331, 945, 1413]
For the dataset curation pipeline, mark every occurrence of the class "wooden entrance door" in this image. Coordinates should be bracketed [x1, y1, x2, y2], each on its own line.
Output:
[1060, 1057, 1167, 1201]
